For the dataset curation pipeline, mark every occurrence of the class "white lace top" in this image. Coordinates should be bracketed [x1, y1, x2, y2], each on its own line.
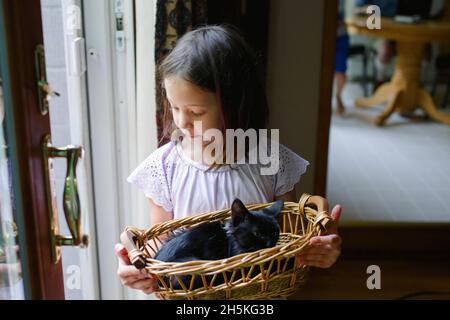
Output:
[127, 141, 309, 219]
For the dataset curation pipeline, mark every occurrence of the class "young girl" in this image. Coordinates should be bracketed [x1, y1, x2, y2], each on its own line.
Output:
[116, 25, 342, 295]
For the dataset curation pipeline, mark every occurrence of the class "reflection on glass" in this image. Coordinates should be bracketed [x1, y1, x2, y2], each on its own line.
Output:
[0, 73, 24, 299]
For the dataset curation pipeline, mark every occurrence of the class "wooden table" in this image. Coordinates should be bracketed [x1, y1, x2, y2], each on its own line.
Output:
[346, 16, 450, 126]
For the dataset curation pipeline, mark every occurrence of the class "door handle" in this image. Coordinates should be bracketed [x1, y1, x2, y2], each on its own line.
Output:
[42, 134, 88, 264]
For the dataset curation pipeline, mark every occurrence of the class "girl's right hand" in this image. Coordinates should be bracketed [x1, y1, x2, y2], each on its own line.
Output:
[115, 243, 158, 294]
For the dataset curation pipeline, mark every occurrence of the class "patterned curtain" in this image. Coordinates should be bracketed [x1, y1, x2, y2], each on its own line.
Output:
[155, 0, 208, 146]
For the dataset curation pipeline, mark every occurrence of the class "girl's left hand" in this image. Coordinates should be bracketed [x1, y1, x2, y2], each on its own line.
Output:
[296, 204, 342, 268]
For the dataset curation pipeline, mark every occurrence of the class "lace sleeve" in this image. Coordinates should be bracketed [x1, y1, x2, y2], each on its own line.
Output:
[127, 144, 174, 213]
[274, 144, 309, 196]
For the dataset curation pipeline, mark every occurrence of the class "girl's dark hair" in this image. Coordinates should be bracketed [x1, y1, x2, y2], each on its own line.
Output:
[158, 24, 269, 142]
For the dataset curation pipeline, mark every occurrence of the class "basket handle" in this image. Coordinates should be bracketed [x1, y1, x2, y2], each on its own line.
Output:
[120, 229, 146, 269]
[299, 193, 332, 232]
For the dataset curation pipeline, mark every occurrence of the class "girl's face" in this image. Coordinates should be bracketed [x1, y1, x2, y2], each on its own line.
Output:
[164, 76, 222, 141]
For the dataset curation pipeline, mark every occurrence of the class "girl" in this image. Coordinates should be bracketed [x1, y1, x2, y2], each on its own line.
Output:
[116, 25, 342, 295]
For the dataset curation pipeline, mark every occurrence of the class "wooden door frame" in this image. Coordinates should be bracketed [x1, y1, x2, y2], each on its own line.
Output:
[1, 0, 65, 299]
[314, 0, 337, 197]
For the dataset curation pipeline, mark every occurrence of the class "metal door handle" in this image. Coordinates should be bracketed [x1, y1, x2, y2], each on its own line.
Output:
[42, 134, 88, 264]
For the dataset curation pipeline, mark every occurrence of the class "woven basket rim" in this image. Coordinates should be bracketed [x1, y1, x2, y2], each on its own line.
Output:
[125, 200, 330, 275]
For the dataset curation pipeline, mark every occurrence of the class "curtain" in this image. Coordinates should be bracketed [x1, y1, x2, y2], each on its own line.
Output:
[155, 0, 208, 146]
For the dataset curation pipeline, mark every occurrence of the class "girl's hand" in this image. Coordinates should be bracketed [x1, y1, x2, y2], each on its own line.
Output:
[115, 244, 158, 294]
[296, 203, 342, 268]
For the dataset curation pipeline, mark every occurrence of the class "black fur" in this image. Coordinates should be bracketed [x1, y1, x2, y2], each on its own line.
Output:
[154, 198, 284, 289]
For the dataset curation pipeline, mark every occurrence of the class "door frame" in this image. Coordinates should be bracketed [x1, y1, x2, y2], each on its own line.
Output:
[1, 0, 65, 299]
[84, 0, 158, 299]
[83, 0, 124, 300]
[314, 0, 337, 196]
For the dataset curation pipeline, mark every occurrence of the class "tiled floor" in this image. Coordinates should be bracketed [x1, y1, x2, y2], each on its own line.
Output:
[327, 83, 450, 223]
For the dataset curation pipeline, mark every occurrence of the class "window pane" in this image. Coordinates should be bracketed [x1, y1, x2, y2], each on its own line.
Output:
[0, 71, 24, 300]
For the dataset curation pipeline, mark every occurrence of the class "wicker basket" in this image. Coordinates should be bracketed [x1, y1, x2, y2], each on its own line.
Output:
[121, 193, 332, 300]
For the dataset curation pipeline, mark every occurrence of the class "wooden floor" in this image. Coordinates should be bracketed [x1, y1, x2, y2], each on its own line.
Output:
[291, 259, 450, 300]
[289, 224, 450, 300]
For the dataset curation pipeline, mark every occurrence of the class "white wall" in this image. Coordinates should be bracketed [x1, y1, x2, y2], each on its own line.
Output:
[266, 0, 325, 196]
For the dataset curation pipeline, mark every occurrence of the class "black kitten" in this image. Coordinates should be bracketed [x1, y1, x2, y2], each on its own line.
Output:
[154, 198, 284, 289]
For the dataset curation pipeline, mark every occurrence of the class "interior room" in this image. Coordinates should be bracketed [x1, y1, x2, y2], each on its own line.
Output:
[0, 0, 449, 301]
[328, 0, 450, 223]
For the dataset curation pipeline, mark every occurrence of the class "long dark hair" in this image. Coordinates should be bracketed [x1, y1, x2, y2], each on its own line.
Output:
[158, 24, 269, 144]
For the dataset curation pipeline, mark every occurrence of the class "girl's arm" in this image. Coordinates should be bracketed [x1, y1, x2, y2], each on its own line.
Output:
[274, 189, 296, 202]
[148, 198, 174, 227]
[115, 198, 173, 295]
[148, 198, 174, 251]
[274, 189, 296, 233]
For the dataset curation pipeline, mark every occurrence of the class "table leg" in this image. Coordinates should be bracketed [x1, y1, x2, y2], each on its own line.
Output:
[374, 90, 402, 126]
[418, 89, 450, 125]
[355, 83, 397, 108]
[353, 41, 450, 126]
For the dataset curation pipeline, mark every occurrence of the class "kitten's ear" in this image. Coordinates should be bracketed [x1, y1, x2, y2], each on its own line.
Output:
[264, 200, 284, 218]
[231, 199, 249, 227]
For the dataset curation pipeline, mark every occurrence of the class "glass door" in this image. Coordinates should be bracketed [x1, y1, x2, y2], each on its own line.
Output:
[0, 63, 24, 300]
[0, 0, 92, 299]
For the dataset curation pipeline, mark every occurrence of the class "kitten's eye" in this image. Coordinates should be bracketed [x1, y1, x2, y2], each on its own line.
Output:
[253, 231, 261, 237]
